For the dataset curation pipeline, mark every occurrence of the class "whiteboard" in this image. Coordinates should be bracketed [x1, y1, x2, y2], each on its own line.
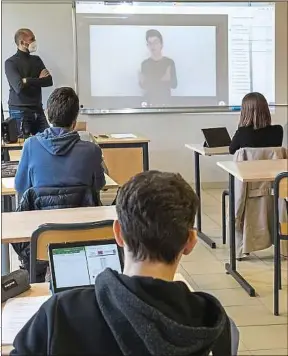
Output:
[1, 0, 75, 111]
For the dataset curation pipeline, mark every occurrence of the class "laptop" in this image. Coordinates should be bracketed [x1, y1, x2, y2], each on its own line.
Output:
[48, 240, 124, 294]
[1, 162, 18, 178]
[201, 127, 231, 148]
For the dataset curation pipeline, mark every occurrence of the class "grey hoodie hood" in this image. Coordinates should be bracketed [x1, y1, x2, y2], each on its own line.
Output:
[96, 269, 231, 356]
[36, 127, 80, 156]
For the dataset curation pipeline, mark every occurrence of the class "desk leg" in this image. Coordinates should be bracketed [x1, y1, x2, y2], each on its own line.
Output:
[2, 148, 10, 161]
[2, 195, 13, 275]
[225, 174, 256, 297]
[143, 142, 149, 171]
[194, 151, 216, 249]
[3, 195, 12, 213]
[1, 244, 10, 275]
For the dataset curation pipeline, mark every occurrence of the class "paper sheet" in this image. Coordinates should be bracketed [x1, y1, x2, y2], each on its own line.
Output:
[2, 178, 15, 189]
[110, 134, 136, 139]
[2, 296, 50, 344]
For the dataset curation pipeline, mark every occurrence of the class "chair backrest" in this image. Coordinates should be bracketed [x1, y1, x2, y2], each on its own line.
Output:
[30, 220, 114, 283]
[75, 121, 87, 131]
[234, 147, 288, 216]
[17, 185, 100, 212]
[274, 172, 288, 239]
[279, 176, 288, 199]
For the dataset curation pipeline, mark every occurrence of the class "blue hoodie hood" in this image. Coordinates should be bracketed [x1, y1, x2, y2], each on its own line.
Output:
[36, 127, 80, 156]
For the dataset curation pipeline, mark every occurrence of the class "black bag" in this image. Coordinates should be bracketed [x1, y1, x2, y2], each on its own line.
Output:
[12, 242, 48, 283]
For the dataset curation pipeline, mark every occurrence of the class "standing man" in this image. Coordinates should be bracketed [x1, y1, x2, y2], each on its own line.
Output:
[5, 28, 53, 137]
[139, 29, 177, 106]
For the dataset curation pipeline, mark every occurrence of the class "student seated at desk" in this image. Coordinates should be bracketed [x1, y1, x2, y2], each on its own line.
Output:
[229, 92, 283, 154]
[15, 87, 105, 197]
[11, 171, 238, 356]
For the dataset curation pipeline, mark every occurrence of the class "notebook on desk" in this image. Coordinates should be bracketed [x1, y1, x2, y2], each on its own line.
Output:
[202, 127, 231, 148]
[2, 296, 50, 345]
[48, 240, 124, 294]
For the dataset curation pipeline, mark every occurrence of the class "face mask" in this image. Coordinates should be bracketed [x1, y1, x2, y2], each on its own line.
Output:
[27, 41, 37, 53]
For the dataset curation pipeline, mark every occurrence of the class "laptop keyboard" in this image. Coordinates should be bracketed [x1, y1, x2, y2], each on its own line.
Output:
[2, 162, 18, 178]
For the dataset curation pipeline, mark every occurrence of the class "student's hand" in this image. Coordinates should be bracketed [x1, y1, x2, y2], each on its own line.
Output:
[161, 66, 171, 82]
[39, 69, 50, 78]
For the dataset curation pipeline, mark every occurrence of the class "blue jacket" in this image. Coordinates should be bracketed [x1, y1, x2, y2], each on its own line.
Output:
[15, 127, 105, 196]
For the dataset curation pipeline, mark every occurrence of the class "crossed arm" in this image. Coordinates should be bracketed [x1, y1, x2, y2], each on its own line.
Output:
[5, 57, 53, 95]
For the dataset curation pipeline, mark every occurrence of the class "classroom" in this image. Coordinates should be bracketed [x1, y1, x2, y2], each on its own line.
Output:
[1, 0, 288, 355]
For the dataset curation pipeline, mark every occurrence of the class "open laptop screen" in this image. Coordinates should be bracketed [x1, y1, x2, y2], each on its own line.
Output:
[202, 127, 231, 148]
[49, 240, 123, 293]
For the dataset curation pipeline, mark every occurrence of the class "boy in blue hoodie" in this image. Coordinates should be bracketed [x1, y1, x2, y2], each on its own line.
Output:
[15, 87, 105, 196]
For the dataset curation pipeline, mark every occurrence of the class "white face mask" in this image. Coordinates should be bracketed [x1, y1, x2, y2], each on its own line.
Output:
[28, 41, 37, 53]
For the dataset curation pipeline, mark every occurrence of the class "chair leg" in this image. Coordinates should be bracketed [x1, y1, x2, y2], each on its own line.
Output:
[222, 190, 229, 245]
[278, 242, 282, 290]
[274, 236, 280, 316]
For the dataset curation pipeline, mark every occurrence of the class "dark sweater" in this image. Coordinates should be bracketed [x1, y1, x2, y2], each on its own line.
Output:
[11, 269, 232, 356]
[5, 49, 53, 110]
[229, 125, 283, 154]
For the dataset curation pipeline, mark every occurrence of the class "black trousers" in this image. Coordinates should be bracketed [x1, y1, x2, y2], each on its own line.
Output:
[9, 108, 49, 138]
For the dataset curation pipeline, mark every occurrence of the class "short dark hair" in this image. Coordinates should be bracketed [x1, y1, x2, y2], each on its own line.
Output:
[146, 29, 163, 44]
[14, 28, 32, 45]
[47, 87, 79, 128]
[116, 171, 199, 264]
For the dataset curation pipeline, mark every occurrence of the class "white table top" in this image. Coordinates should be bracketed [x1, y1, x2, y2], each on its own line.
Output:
[1, 174, 118, 196]
[2, 206, 117, 243]
[185, 144, 230, 156]
[217, 159, 288, 182]
[1, 177, 15, 196]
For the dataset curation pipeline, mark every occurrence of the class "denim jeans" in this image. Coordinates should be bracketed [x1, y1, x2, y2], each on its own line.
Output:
[9, 109, 48, 138]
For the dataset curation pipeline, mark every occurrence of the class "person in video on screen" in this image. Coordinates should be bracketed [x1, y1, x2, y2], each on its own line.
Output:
[229, 92, 283, 154]
[139, 29, 177, 106]
[11, 171, 239, 356]
[5, 28, 53, 138]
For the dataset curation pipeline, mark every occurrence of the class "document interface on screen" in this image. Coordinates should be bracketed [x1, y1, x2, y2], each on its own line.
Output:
[52, 244, 122, 288]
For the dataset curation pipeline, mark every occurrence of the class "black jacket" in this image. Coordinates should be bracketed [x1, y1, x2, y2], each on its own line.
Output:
[5, 49, 53, 110]
[17, 185, 100, 211]
[11, 269, 232, 356]
[12, 186, 100, 282]
[229, 124, 283, 154]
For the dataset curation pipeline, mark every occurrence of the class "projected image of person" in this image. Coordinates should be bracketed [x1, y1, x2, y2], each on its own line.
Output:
[139, 29, 177, 106]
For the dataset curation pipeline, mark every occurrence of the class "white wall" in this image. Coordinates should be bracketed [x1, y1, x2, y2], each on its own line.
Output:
[82, 1, 288, 185]
[1, 1, 74, 110]
[2, 1, 287, 185]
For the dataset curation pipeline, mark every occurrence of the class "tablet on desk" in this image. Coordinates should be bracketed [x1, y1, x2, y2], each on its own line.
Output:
[48, 240, 124, 294]
[202, 127, 231, 148]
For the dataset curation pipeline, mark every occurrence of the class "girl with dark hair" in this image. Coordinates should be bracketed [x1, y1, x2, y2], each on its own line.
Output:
[229, 92, 283, 154]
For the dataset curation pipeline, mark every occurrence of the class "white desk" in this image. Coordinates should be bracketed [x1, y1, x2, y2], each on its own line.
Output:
[3, 134, 150, 187]
[1, 174, 118, 197]
[217, 159, 288, 183]
[217, 159, 287, 297]
[2, 206, 117, 244]
[1, 206, 117, 275]
[1, 272, 192, 355]
[185, 144, 230, 157]
[185, 144, 230, 249]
